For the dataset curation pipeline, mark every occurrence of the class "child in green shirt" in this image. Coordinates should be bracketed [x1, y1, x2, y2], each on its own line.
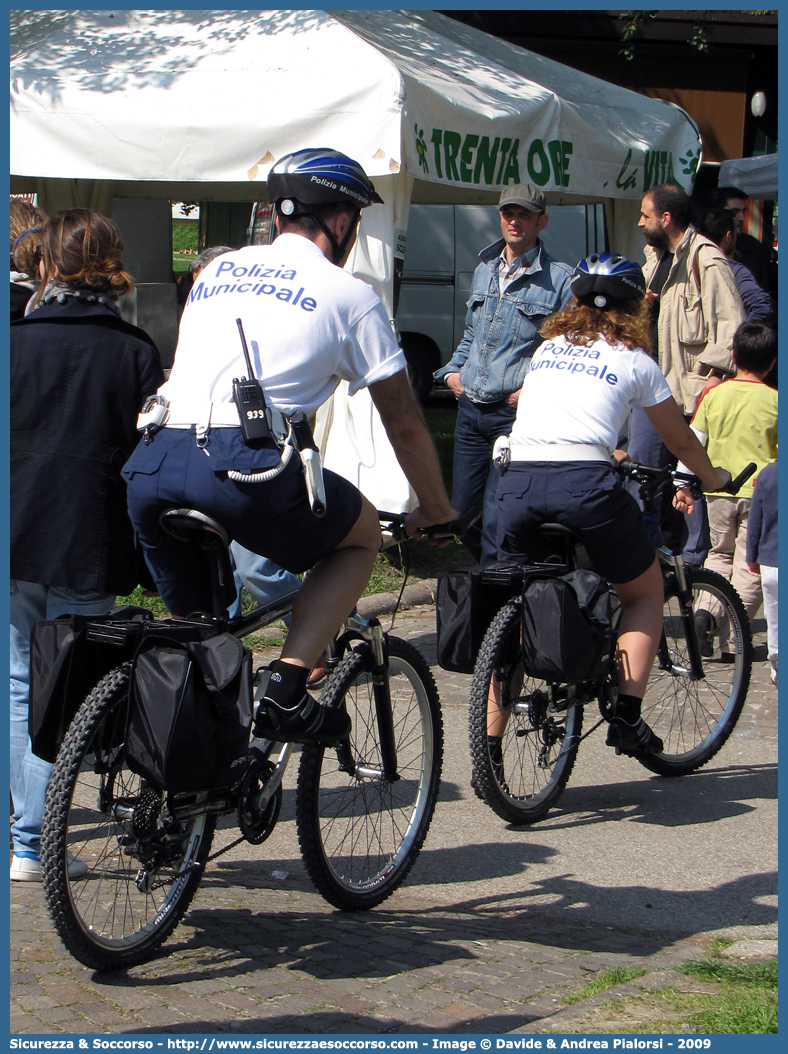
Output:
[686, 323, 777, 649]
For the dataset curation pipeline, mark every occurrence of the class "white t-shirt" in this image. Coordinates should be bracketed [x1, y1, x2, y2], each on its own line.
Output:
[509, 333, 672, 458]
[161, 234, 406, 425]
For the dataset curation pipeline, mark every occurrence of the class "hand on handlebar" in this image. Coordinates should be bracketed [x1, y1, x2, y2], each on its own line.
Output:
[708, 467, 733, 493]
[673, 467, 731, 514]
[404, 505, 461, 546]
[673, 486, 695, 515]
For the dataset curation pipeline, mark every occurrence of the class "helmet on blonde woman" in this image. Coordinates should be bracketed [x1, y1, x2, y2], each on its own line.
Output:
[570, 252, 646, 309]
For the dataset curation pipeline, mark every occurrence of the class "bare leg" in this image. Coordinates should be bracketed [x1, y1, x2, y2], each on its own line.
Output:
[278, 496, 381, 672]
[486, 637, 524, 737]
[487, 677, 509, 738]
[611, 558, 664, 698]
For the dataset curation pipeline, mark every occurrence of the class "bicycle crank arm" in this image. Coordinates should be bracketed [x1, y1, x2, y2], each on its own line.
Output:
[248, 742, 293, 811]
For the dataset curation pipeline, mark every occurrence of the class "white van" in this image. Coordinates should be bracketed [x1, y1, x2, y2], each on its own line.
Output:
[395, 203, 608, 400]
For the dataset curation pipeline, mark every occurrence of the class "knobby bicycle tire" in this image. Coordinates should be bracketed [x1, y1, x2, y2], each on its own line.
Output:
[639, 567, 752, 776]
[468, 599, 583, 824]
[295, 636, 443, 910]
[41, 664, 216, 971]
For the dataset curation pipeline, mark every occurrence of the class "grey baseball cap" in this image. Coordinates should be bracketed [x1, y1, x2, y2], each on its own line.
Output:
[498, 184, 546, 213]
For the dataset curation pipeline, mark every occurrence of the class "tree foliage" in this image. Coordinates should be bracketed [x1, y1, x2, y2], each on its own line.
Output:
[618, 10, 775, 61]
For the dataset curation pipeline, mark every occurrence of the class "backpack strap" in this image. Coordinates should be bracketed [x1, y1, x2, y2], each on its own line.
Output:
[691, 244, 704, 292]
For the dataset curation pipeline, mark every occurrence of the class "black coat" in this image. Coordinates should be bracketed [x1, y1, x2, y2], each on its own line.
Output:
[10, 280, 34, 321]
[11, 295, 164, 595]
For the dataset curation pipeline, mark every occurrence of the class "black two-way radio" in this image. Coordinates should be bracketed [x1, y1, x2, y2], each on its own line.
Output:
[233, 318, 272, 444]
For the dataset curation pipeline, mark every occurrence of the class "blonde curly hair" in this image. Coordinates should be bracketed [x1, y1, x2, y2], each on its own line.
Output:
[540, 297, 651, 354]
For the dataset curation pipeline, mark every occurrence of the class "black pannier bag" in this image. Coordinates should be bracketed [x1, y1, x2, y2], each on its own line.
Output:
[436, 561, 524, 673]
[126, 627, 253, 792]
[520, 568, 618, 684]
[29, 605, 154, 763]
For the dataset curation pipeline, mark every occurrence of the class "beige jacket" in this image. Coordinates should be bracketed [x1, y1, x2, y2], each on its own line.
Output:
[643, 226, 745, 414]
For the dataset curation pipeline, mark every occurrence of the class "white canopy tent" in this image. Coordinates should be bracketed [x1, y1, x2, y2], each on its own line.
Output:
[11, 8, 703, 304]
[11, 9, 703, 511]
[718, 155, 778, 199]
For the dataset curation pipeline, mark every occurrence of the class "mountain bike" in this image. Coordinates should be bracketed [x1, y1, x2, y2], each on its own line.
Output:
[40, 509, 458, 972]
[468, 462, 756, 825]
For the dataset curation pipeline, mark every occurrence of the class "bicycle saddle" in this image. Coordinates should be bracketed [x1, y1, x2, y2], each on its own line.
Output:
[159, 508, 232, 549]
[537, 522, 581, 543]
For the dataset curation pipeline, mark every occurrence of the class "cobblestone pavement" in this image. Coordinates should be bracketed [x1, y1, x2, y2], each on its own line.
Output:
[10, 605, 777, 1036]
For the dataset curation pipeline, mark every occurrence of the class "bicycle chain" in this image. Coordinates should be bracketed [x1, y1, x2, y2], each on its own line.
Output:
[548, 711, 607, 766]
[206, 834, 246, 862]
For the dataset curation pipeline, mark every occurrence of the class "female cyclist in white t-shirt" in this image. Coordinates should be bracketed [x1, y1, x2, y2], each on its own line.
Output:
[495, 253, 730, 758]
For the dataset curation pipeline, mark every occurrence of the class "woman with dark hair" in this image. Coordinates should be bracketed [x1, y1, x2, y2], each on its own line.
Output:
[10, 197, 46, 320]
[494, 253, 731, 758]
[10, 209, 164, 881]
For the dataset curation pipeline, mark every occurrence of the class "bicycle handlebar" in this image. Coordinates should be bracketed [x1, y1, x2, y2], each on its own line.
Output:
[376, 505, 482, 542]
[619, 460, 757, 497]
[723, 462, 758, 495]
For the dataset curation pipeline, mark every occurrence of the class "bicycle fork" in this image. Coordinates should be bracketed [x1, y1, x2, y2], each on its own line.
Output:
[657, 549, 705, 680]
[336, 613, 400, 782]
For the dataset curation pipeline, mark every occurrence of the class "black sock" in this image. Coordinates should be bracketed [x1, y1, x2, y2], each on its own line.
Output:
[265, 660, 309, 710]
[615, 694, 642, 724]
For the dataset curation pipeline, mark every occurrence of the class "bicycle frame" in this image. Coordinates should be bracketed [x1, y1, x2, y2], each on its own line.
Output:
[635, 467, 706, 683]
[225, 597, 403, 788]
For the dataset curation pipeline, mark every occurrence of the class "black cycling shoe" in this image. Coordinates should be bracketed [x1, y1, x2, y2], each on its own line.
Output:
[606, 717, 663, 757]
[253, 692, 350, 746]
[694, 610, 716, 658]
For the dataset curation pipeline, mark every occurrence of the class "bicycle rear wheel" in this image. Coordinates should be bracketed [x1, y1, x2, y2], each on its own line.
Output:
[639, 567, 752, 776]
[41, 665, 215, 971]
[296, 636, 442, 910]
[468, 599, 583, 824]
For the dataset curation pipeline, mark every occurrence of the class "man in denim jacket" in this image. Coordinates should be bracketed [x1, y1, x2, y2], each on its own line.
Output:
[434, 184, 573, 564]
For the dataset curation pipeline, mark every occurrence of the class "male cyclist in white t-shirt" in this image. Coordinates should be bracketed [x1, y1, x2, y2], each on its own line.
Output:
[124, 149, 456, 746]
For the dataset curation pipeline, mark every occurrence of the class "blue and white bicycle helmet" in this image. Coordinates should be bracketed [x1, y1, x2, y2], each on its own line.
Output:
[570, 252, 646, 309]
[268, 148, 383, 262]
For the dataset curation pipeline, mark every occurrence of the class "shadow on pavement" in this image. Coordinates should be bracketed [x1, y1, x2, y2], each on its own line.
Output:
[119, 1009, 531, 1035]
[525, 761, 778, 830]
[94, 867, 775, 990]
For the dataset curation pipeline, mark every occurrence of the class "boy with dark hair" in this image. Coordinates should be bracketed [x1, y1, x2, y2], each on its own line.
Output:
[681, 322, 778, 649]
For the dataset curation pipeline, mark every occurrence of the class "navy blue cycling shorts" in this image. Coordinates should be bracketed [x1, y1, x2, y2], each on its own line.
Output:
[123, 427, 363, 615]
[496, 461, 657, 584]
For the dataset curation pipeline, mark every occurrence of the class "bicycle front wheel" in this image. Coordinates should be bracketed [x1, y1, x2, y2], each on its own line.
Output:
[296, 636, 443, 910]
[468, 599, 583, 824]
[639, 567, 752, 776]
[41, 665, 215, 971]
